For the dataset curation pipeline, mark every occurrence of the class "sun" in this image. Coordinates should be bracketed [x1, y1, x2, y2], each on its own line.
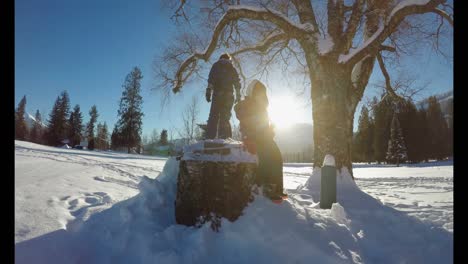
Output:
[268, 95, 309, 129]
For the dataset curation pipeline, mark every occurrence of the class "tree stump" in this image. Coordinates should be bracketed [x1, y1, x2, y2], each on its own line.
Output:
[175, 140, 257, 231]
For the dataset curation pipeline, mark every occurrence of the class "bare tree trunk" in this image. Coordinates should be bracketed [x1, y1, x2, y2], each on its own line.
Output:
[311, 59, 354, 177]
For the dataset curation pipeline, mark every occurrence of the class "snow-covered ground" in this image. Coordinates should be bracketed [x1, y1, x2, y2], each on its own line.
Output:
[15, 140, 453, 263]
[284, 161, 453, 233]
[15, 141, 167, 243]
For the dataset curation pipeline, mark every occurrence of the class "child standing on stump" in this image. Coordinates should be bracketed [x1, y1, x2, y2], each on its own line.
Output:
[205, 53, 242, 139]
[234, 79, 286, 202]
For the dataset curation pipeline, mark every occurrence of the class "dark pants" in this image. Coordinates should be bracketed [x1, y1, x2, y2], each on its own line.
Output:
[206, 93, 234, 139]
[256, 136, 283, 193]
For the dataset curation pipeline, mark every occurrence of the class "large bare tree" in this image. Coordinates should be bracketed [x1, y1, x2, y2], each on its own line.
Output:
[155, 0, 452, 174]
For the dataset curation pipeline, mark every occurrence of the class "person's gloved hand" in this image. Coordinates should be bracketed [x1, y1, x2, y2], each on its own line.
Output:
[205, 85, 212, 102]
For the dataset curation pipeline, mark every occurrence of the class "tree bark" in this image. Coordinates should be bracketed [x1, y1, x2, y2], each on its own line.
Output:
[175, 159, 257, 231]
[311, 59, 355, 177]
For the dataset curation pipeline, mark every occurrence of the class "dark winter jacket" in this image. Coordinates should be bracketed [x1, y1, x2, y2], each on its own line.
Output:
[234, 96, 273, 141]
[208, 58, 241, 96]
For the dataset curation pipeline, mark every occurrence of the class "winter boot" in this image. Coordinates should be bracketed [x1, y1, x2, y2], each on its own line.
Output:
[263, 184, 283, 204]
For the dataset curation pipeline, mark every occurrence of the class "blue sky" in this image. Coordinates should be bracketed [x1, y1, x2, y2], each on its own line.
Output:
[15, 0, 453, 137]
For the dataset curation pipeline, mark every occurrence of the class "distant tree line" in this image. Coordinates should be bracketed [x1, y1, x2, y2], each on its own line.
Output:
[14, 91, 109, 151]
[353, 94, 452, 165]
[14, 67, 148, 153]
[15, 66, 187, 156]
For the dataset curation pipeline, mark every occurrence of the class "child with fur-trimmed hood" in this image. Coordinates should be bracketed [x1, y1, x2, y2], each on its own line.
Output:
[234, 79, 286, 202]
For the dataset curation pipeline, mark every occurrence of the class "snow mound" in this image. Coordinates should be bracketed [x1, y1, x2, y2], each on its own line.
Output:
[323, 154, 335, 166]
[16, 158, 453, 264]
[182, 139, 257, 163]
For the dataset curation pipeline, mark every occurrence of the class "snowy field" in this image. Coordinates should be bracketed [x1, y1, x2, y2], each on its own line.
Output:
[284, 161, 453, 233]
[15, 140, 453, 263]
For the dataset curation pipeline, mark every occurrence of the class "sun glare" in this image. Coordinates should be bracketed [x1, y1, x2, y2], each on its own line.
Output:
[268, 95, 309, 129]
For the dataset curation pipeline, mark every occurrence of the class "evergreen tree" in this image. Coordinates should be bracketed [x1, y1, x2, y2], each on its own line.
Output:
[102, 122, 109, 150]
[355, 106, 373, 163]
[386, 113, 407, 166]
[68, 104, 84, 146]
[86, 105, 99, 149]
[426, 96, 449, 160]
[352, 132, 360, 162]
[60, 91, 71, 123]
[115, 67, 144, 153]
[368, 117, 375, 162]
[415, 108, 430, 162]
[397, 99, 420, 163]
[46, 96, 61, 145]
[95, 123, 103, 149]
[159, 129, 168, 146]
[95, 122, 109, 150]
[88, 138, 95, 150]
[46, 91, 71, 145]
[111, 125, 122, 150]
[150, 128, 160, 145]
[15, 95, 28, 140]
[372, 96, 394, 163]
[30, 109, 43, 144]
[446, 98, 453, 158]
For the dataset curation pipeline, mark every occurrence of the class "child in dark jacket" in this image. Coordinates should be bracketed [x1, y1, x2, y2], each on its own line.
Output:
[234, 80, 286, 202]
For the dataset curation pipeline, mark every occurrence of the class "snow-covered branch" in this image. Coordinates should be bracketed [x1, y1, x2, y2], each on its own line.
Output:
[291, 0, 319, 31]
[431, 8, 453, 26]
[172, 5, 310, 93]
[339, 0, 445, 66]
[342, 0, 364, 52]
[327, 0, 345, 44]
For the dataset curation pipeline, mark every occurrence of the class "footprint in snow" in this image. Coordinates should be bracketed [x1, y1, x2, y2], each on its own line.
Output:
[63, 192, 113, 216]
[64, 192, 113, 232]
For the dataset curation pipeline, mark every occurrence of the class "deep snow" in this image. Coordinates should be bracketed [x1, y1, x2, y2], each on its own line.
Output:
[15, 140, 453, 263]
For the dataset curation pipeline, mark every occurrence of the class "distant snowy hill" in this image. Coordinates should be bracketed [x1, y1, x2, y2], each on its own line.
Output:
[275, 123, 314, 153]
[24, 112, 47, 129]
[417, 90, 453, 115]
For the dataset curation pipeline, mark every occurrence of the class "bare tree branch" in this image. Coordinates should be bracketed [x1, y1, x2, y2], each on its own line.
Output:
[341, 0, 445, 66]
[370, 70, 430, 102]
[431, 8, 453, 26]
[170, 0, 188, 23]
[230, 32, 289, 56]
[342, 0, 365, 52]
[380, 45, 397, 52]
[171, 6, 311, 93]
[376, 52, 405, 102]
[291, 0, 319, 30]
[230, 56, 247, 93]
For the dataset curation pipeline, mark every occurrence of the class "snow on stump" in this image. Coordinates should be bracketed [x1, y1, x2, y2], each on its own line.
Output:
[320, 154, 337, 209]
[175, 139, 257, 231]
